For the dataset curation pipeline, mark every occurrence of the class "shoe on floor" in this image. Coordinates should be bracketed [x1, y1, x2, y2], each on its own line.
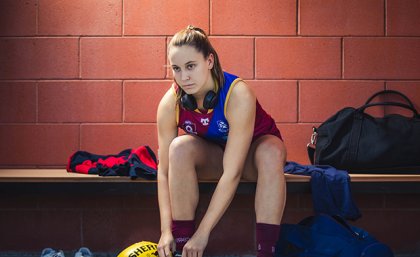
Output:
[74, 247, 93, 257]
[41, 248, 65, 257]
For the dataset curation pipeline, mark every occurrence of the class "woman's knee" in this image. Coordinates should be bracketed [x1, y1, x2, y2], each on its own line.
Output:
[255, 137, 287, 167]
[255, 138, 287, 163]
[168, 135, 200, 165]
[168, 135, 224, 180]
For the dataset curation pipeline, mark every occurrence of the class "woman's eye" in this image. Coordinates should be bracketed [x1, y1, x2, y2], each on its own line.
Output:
[172, 67, 180, 72]
[187, 64, 195, 70]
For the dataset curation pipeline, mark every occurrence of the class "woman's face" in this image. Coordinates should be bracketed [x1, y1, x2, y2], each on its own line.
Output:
[168, 45, 214, 96]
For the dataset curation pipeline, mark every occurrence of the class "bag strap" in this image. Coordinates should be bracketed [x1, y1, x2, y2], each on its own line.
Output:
[358, 102, 419, 117]
[365, 90, 415, 108]
[346, 102, 418, 164]
[299, 214, 361, 238]
[307, 127, 317, 165]
[345, 112, 363, 165]
[330, 215, 360, 237]
[307, 144, 315, 165]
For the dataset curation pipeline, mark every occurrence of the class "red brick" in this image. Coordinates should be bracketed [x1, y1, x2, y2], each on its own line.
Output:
[384, 194, 420, 209]
[0, 82, 37, 122]
[247, 80, 298, 122]
[299, 81, 385, 122]
[210, 37, 254, 79]
[0, 38, 79, 79]
[83, 209, 160, 251]
[0, 125, 79, 166]
[81, 37, 166, 79]
[386, 82, 420, 116]
[124, 81, 171, 123]
[387, 0, 420, 36]
[38, 81, 123, 122]
[353, 194, 385, 209]
[230, 194, 255, 209]
[282, 209, 314, 224]
[284, 193, 300, 209]
[300, 0, 384, 36]
[211, 0, 296, 35]
[278, 123, 317, 165]
[0, 210, 81, 251]
[195, 208, 255, 254]
[297, 193, 314, 209]
[38, 0, 122, 35]
[344, 38, 420, 79]
[124, 0, 209, 35]
[197, 194, 255, 211]
[196, 194, 212, 211]
[0, 0, 37, 36]
[122, 195, 159, 210]
[37, 194, 158, 213]
[256, 38, 341, 79]
[36, 194, 95, 209]
[206, 210, 255, 254]
[80, 124, 158, 155]
[0, 194, 38, 209]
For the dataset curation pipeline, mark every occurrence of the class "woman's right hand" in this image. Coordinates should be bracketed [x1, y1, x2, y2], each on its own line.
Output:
[158, 231, 175, 257]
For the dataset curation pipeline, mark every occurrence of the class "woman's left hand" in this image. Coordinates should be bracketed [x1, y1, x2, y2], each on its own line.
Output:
[182, 230, 209, 257]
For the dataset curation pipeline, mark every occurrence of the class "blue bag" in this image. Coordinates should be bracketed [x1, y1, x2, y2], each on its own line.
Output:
[275, 214, 394, 257]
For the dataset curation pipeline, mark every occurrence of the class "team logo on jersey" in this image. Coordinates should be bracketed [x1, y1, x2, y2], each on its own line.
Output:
[217, 120, 229, 133]
[200, 118, 209, 126]
[183, 120, 197, 134]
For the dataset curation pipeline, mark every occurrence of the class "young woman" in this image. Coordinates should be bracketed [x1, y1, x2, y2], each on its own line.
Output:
[156, 25, 287, 257]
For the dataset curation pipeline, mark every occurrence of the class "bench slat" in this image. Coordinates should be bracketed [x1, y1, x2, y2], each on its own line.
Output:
[1, 169, 420, 183]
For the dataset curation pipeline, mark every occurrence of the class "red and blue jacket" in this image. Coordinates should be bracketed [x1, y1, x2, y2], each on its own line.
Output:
[67, 146, 157, 179]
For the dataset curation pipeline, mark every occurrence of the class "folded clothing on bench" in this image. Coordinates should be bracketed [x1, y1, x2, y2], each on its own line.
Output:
[67, 146, 158, 180]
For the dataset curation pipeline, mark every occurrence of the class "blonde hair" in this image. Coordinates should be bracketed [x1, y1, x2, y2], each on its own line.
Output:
[168, 25, 224, 103]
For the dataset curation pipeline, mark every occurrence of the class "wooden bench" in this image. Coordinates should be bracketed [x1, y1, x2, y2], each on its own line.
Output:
[1, 169, 420, 256]
[1, 169, 420, 194]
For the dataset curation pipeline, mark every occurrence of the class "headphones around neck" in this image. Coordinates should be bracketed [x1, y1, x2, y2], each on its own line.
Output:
[181, 90, 218, 111]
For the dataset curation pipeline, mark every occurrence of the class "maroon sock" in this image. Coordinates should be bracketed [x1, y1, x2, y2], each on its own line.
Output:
[171, 220, 195, 252]
[256, 223, 281, 257]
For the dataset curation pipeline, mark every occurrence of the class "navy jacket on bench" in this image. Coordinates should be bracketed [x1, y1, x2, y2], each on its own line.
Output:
[285, 162, 361, 221]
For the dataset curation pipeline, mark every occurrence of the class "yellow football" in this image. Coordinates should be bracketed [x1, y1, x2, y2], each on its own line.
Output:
[117, 241, 158, 257]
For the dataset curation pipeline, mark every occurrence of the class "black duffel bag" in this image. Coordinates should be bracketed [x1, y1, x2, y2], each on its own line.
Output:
[307, 90, 420, 173]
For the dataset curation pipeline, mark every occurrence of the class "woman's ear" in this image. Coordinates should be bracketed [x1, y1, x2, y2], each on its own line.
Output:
[207, 53, 214, 70]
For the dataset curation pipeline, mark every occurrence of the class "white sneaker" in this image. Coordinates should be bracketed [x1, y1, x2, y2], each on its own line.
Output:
[74, 247, 93, 257]
[41, 248, 65, 257]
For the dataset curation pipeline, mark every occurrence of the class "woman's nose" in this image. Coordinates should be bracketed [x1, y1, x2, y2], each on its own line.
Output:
[181, 71, 190, 81]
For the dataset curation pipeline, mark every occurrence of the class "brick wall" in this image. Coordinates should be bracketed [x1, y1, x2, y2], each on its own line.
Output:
[1, 0, 420, 166]
[1, 0, 420, 256]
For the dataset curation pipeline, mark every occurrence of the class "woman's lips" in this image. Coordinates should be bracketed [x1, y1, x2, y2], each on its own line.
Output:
[182, 84, 195, 89]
